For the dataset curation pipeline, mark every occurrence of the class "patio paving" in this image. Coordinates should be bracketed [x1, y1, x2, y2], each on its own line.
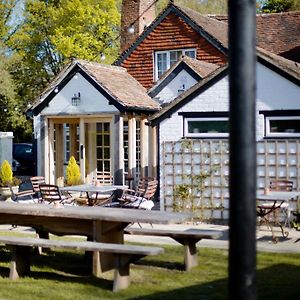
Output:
[2, 221, 299, 253]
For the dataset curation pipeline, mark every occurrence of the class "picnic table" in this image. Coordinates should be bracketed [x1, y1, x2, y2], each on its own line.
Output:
[0, 201, 190, 274]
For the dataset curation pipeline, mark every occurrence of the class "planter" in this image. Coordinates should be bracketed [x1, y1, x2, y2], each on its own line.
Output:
[0, 186, 19, 201]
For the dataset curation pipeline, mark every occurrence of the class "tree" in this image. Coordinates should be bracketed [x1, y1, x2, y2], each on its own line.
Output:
[259, 0, 300, 12]
[157, 0, 228, 14]
[8, 0, 120, 110]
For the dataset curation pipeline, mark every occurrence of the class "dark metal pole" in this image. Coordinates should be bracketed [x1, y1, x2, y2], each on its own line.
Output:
[228, 0, 257, 299]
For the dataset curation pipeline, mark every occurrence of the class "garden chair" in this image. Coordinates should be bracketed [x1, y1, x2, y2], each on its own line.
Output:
[269, 179, 293, 227]
[257, 179, 293, 237]
[119, 178, 158, 210]
[10, 176, 45, 204]
[39, 184, 74, 205]
[30, 176, 45, 202]
[89, 171, 114, 206]
[117, 177, 155, 204]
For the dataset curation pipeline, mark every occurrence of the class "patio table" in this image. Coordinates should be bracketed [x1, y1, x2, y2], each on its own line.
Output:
[60, 183, 128, 206]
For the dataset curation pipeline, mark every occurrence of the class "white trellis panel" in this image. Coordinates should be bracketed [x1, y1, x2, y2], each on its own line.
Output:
[160, 139, 300, 221]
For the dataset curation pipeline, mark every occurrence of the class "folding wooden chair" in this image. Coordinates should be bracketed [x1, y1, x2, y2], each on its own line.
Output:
[39, 184, 74, 205]
[89, 171, 114, 206]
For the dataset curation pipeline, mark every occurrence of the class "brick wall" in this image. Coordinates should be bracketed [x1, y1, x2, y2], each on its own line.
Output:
[120, 12, 227, 89]
[121, 0, 156, 52]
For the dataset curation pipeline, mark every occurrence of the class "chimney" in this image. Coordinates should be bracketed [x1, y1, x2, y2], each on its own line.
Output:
[120, 0, 156, 52]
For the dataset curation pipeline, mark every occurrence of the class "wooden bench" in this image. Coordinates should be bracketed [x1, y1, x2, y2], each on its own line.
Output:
[0, 236, 164, 292]
[125, 227, 222, 271]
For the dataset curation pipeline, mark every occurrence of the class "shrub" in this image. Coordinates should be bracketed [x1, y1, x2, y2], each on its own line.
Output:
[0, 160, 21, 187]
[65, 156, 82, 186]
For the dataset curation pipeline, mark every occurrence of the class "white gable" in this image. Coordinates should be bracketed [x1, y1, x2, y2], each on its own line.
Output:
[41, 73, 119, 115]
[154, 69, 198, 105]
[158, 61, 300, 143]
[256, 63, 300, 110]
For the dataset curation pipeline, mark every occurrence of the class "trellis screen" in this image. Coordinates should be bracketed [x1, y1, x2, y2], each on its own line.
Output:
[160, 139, 300, 221]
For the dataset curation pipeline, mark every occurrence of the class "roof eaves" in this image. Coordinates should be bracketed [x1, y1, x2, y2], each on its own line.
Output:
[256, 48, 300, 85]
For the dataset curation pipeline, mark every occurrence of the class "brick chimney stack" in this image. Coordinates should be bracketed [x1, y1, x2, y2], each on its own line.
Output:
[120, 0, 156, 52]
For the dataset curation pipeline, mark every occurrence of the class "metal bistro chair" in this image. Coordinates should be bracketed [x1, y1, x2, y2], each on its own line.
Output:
[257, 179, 293, 242]
[269, 179, 293, 228]
[39, 184, 74, 206]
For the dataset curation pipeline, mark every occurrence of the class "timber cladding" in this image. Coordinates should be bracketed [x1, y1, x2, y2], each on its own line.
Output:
[120, 12, 227, 89]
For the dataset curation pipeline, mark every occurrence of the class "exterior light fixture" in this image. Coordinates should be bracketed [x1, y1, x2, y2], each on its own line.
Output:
[127, 25, 135, 34]
[54, 86, 59, 93]
[100, 53, 106, 60]
[71, 92, 81, 106]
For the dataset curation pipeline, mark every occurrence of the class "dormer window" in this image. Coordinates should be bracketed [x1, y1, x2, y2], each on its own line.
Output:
[154, 48, 196, 80]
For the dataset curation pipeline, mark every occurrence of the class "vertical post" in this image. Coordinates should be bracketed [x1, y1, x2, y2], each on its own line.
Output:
[48, 119, 55, 184]
[128, 115, 137, 185]
[79, 118, 86, 183]
[140, 116, 149, 177]
[228, 0, 257, 299]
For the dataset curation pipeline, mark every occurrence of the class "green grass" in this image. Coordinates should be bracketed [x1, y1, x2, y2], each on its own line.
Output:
[0, 233, 299, 299]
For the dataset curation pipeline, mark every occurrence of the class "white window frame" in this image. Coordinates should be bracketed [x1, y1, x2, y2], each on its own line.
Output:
[154, 48, 196, 81]
[184, 117, 229, 138]
[265, 116, 300, 137]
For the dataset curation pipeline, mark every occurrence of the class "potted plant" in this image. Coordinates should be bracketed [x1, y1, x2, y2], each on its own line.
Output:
[0, 160, 21, 201]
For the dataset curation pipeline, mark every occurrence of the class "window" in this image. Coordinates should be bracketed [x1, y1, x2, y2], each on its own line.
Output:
[265, 116, 300, 137]
[155, 48, 196, 80]
[96, 122, 111, 172]
[184, 117, 229, 137]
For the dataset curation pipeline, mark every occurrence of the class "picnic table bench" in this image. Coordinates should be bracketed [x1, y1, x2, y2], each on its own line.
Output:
[0, 236, 164, 292]
[125, 227, 222, 271]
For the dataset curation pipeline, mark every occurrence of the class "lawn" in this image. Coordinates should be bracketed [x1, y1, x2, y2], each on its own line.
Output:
[0, 232, 299, 300]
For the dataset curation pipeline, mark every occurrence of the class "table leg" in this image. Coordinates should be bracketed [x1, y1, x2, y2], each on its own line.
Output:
[92, 220, 125, 275]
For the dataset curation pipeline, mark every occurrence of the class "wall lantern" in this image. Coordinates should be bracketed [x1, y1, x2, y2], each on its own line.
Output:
[71, 92, 81, 106]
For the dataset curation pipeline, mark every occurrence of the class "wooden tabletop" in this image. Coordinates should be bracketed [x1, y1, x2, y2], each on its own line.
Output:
[0, 201, 191, 225]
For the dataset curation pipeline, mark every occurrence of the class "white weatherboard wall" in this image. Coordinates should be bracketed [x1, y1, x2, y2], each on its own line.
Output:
[41, 73, 119, 115]
[159, 62, 300, 144]
[159, 75, 229, 143]
[154, 69, 198, 105]
[158, 61, 300, 215]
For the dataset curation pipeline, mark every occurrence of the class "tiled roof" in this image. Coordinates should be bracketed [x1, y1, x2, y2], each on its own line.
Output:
[180, 56, 219, 77]
[175, 4, 228, 49]
[256, 47, 300, 81]
[78, 60, 160, 110]
[29, 60, 160, 115]
[210, 11, 300, 62]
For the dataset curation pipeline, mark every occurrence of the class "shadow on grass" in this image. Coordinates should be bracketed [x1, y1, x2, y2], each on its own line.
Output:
[124, 263, 300, 300]
[1, 247, 300, 299]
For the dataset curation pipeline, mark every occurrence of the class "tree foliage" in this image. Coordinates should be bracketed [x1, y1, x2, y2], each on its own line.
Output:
[9, 0, 120, 102]
[157, 0, 228, 14]
[0, 0, 120, 141]
[259, 0, 300, 12]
